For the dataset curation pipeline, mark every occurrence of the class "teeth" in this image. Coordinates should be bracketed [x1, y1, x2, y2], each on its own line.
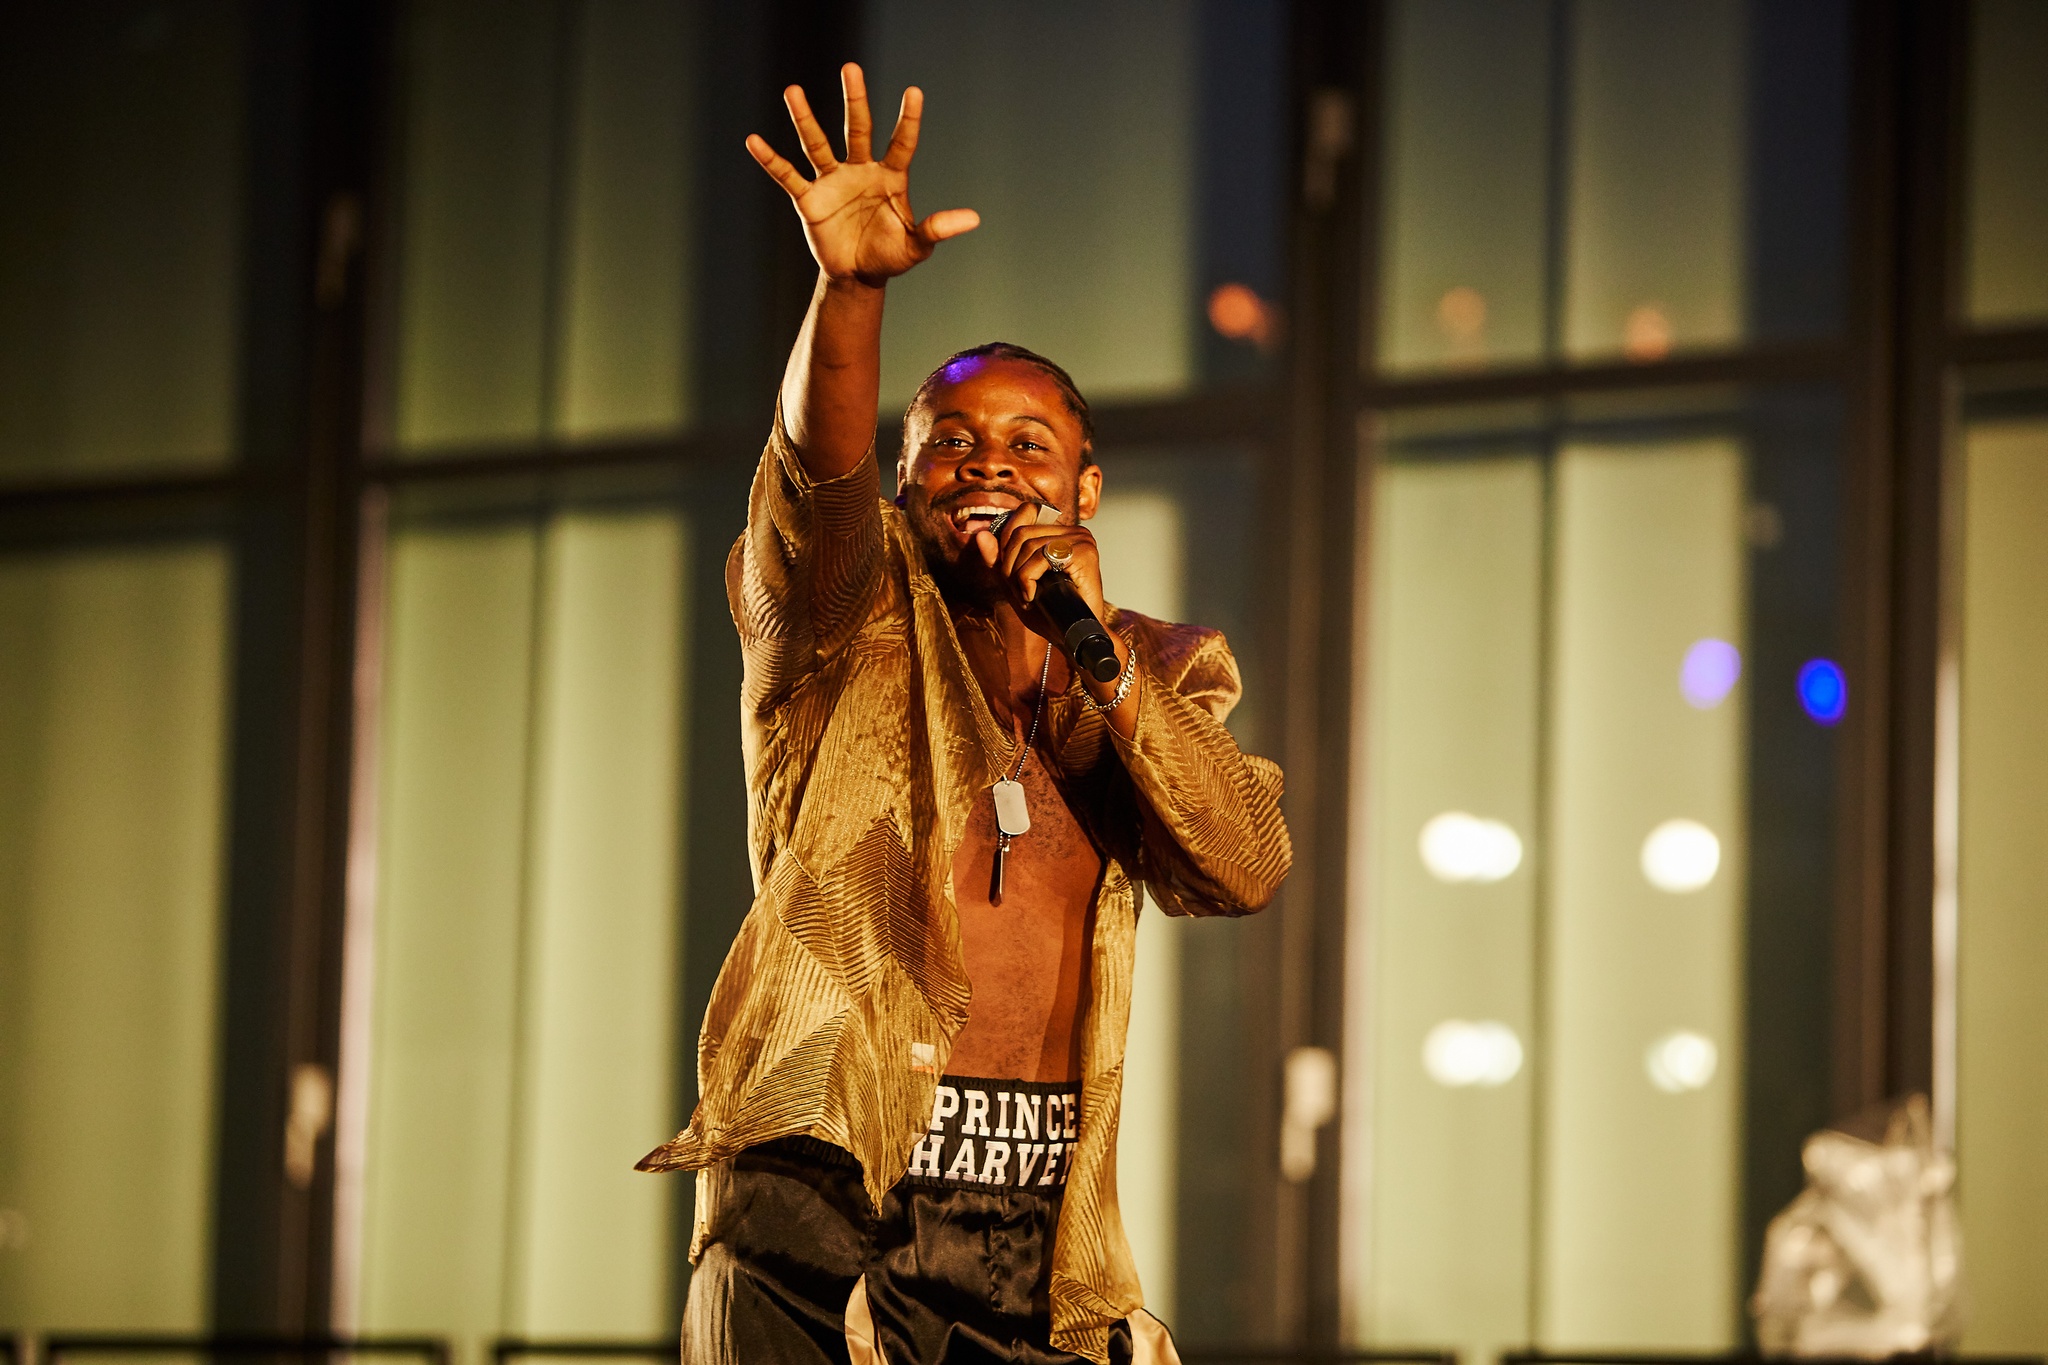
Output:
[951, 504, 1011, 523]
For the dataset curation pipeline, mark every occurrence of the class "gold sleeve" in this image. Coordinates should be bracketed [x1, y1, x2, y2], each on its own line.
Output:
[1109, 627, 1292, 917]
[728, 405, 885, 714]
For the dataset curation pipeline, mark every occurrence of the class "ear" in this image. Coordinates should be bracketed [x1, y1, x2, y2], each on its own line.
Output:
[1075, 460, 1102, 521]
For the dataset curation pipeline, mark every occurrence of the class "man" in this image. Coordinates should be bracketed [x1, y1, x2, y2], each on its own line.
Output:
[638, 64, 1291, 1365]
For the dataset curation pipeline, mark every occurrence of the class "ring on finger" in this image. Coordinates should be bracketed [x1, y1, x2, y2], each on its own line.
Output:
[1043, 542, 1075, 570]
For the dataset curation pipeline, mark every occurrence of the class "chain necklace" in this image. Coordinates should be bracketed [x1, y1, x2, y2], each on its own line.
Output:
[988, 644, 1054, 906]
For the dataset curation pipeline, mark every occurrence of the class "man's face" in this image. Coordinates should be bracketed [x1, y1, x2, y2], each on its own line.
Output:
[899, 358, 1099, 605]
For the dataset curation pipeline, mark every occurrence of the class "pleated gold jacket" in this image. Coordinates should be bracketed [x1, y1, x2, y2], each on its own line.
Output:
[638, 414, 1291, 1362]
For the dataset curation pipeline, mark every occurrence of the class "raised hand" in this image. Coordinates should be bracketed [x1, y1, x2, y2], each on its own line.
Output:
[747, 64, 979, 286]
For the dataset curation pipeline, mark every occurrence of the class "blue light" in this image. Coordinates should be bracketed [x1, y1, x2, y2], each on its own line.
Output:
[1797, 659, 1847, 725]
[1680, 638, 1741, 708]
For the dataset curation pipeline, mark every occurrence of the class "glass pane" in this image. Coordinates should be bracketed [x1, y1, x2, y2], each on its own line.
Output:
[1564, 0, 1746, 361]
[1956, 416, 2048, 1351]
[1375, 0, 1553, 372]
[1096, 486, 1188, 1328]
[1346, 448, 1544, 1357]
[1370, 0, 1847, 375]
[349, 507, 688, 1336]
[1350, 392, 1844, 1354]
[0, 6, 245, 478]
[1964, 0, 2048, 325]
[0, 541, 231, 1331]
[1543, 438, 1746, 1345]
[1094, 445, 1268, 1346]
[393, 0, 697, 453]
[867, 2, 1287, 409]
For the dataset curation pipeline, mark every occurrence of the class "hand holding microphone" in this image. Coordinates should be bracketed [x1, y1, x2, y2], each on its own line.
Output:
[985, 505, 1123, 683]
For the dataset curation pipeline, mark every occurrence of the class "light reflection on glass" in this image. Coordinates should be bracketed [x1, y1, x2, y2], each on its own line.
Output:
[1645, 1030, 1720, 1093]
[1622, 302, 1674, 361]
[1797, 658, 1847, 725]
[1206, 282, 1277, 349]
[1423, 1019, 1525, 1088]
[1418, 811, 1525, 883]
[1680, 637, 1742, 709]
[1640, 818, 1721, 892]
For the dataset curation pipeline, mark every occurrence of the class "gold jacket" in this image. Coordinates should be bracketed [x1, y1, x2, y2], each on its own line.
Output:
[638, 413, 1291, 1361]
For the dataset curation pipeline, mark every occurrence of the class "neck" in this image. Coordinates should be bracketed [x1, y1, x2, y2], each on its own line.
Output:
[950, 598, 1058, 719]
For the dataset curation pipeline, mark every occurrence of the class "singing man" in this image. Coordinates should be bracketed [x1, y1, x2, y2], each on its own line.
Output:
[637, 64, 1291, 1365]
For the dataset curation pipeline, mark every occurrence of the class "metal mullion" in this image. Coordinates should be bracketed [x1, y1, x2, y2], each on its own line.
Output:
[1362, 341, 1846, 411]
[1269, 0, 1377, 1349]
[1949, 323, 2048, 367]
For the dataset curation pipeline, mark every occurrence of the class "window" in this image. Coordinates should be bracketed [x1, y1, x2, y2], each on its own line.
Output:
[1347, 1, 1853, 1354]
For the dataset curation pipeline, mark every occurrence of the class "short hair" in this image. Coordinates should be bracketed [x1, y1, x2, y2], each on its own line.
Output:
[902, 342, 1096, 467]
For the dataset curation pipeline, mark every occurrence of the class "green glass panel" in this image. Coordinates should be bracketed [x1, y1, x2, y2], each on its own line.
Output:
[1375, 0, 1553, 372]
[0, 8, 244, 478]
[392, 0, 556, 451]
[1964, 0, 2048, 326]
[1095, 487, 1188, 1327]
[393, 0, 696, 454]
[0, 542, 230, 1331]
[1353, 426, 1751, 1350]
[1956, 418, 2048, 1352]
[1542, 439, 1745, 1345]
[352, 509, 687, 1336]
[867, 1, 1198, 408]
[1350, 452, 1544, 1358]
[1563, 0, 1747, 360]
[553, 0, 699, 442]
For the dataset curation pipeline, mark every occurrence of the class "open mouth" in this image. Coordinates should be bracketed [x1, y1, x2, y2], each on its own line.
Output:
[944, 493, 1028, 539]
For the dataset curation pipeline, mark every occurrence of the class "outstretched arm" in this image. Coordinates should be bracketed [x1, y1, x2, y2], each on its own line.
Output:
[730, 65, 977, 712]
[747, 64, 979, 482]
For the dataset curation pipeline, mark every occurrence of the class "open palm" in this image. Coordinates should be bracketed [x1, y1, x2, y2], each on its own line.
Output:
[747, 64, 979, 286]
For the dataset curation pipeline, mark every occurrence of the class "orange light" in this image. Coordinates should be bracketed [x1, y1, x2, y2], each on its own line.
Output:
[1435, 285, 1488, 344]
[1208, 282, 1275, 348]
[1624, 303, 1673, 361]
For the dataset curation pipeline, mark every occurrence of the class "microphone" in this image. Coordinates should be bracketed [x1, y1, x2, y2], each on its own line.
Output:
[988, 508, 1122, 683]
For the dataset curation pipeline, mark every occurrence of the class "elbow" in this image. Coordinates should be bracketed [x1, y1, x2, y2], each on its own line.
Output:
[1237, 834, 1293, 915]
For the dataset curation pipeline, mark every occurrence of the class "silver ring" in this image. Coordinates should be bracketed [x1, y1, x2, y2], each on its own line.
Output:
[1043, 542, 1074, 570]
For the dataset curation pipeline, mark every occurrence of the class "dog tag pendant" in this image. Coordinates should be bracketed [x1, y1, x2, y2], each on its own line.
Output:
[992, 779, 1030, 837]
[990, 781, 1027, 907]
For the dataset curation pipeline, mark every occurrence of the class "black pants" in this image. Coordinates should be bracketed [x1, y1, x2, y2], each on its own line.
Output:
[684, 1117, 1139, 1363]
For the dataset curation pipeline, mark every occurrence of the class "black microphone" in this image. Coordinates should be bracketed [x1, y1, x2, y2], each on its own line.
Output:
[989, 509, 1122, 683]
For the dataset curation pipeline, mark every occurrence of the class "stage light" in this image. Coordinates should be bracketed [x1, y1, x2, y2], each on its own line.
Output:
[1423, 1019, 1524, 1088]
[1680, 637, 1741, 708]
[1640, 818, 1720, 892]
[1798, 658, 1847, 725]
[1645, 1030, 1719, 1092]
[1418, 812, 1523, 883]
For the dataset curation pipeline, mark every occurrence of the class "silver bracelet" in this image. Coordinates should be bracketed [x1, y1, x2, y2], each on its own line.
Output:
[1085, 640, 1138, 713]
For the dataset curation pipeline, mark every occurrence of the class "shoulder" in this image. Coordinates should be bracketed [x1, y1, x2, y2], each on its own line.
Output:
[1107, 607, 1242, 722]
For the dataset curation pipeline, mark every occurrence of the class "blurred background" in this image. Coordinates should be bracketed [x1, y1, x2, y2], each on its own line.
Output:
[1, 0, 2045, 1360]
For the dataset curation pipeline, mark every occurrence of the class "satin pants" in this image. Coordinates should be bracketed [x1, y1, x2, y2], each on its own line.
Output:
[682, 1135, 1141, 1365]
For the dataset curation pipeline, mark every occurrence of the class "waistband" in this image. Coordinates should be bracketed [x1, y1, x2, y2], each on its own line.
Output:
[903, 1074, 1081, 1192]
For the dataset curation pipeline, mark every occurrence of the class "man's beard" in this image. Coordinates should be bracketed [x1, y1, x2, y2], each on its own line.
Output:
[902, 485, 1064, 612]
[909, 501, 1004, 610]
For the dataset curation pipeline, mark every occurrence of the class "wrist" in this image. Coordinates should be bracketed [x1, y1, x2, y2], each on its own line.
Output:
[1082, 636, 1138, 709]
[820, 269, 888, 297]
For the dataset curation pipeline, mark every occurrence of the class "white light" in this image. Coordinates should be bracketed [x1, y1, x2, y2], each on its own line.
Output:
[1419, 812, 1524, 884]
[1640, 818, 1721, 892]
[1646, 1030, 1719, 1092]
[1422, 1019, 1524, 1088]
